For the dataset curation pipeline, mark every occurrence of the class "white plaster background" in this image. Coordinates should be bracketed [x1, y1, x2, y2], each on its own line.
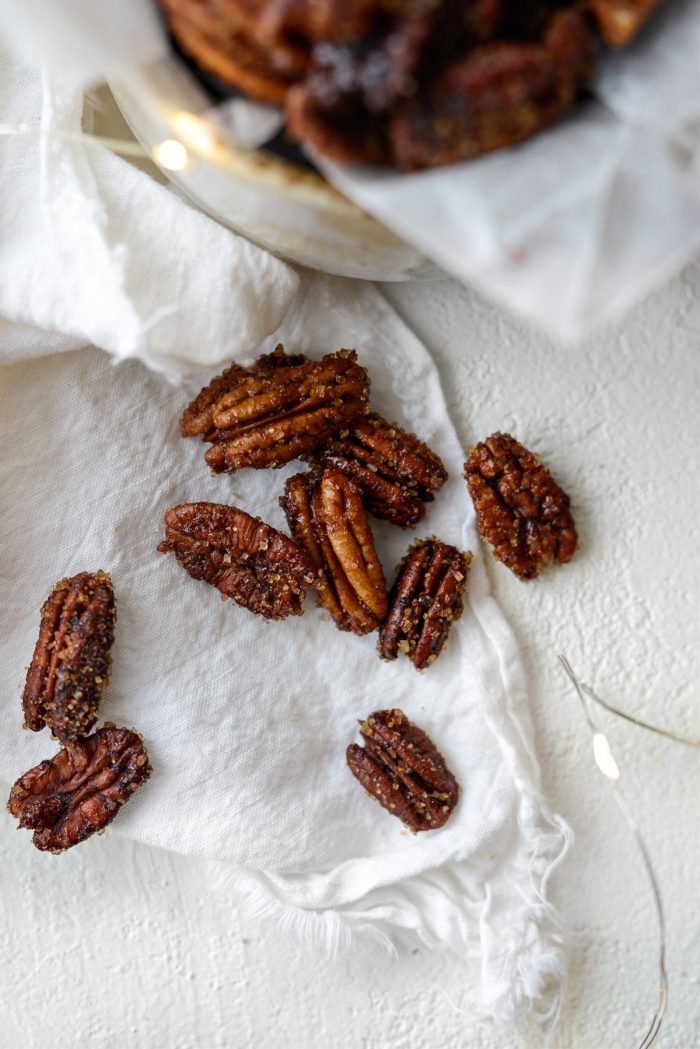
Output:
[2, 257, 700, 1048]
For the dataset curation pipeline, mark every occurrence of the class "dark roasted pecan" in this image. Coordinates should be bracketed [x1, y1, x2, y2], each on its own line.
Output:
[379, 539, 470, 669]
[347, 708, 459, 831]
[158, 501, 316, 619]
[388, 9, 594, 170]
[22, 572, 116, 745]
[313, 412, 447, 528]
[281, 465, 388, 634]
[7, 726, 151, 853]
[465, 431, 577, 580]
[587, 0, 666, 46]
[181, 347, 370, 473]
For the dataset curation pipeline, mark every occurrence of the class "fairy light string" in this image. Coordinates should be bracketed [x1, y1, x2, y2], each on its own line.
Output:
[0, 119, 198, 171]
[558, 656, 700, 1048]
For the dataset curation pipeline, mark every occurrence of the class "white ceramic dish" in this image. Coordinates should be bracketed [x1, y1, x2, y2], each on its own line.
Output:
[108, 57, 439, 281]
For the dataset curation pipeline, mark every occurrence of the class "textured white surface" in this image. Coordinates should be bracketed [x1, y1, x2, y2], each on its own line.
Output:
[2, 263, 700, 1049]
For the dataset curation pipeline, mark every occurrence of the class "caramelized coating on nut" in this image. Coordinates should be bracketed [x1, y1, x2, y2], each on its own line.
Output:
[313, 412, 447, 528]
[180, 345, 305, 438]
[389, 9, 594, 169]
[7, 726, 151, 853]
[346, 708, 459, 831]
[281, 466, 388, 634]
[465, 431, 577, 580]
[379, 539, 470, 669]
[158, 502, 317, 619]
[181, 346, 370, 473]
[22, 572, 116, 745]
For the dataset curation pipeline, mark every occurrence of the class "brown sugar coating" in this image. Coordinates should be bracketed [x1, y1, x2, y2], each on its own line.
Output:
[7, 727, 151, 854]
[181, 346, 370, 473]
[379, 539, 470, 669]
[346, 708, 459, 831]
[312, 412, 447, 528]
[159, 502, 317, 619]
[281, 466, 388, 634]
[22, 572, 116, 745]
[388, 9, 594, 170]
[465, 431, 577, 580]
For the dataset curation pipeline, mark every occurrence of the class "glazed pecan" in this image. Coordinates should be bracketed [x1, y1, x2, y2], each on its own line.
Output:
[181, 347, 370, 473]
[180, 345, 306, 438]
[22, 572, 116, 745]
[347, 708, 459, 831]
[313, 412, 447, 528]
[465, 431, 577, 580]
[7, 726, 151, 854]
[281, 465, 388, 634]
[379, 539, 470, 669]
[388, 9, 594, 169]
[158, 501, 316, 619]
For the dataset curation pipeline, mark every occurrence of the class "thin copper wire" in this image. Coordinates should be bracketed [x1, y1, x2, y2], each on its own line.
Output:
[558, 656, 678, 1049]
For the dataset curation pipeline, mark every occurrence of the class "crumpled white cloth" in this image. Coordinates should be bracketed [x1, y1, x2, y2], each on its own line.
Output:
[0, 47, 299, 374]
[0, 40, 570, 1036]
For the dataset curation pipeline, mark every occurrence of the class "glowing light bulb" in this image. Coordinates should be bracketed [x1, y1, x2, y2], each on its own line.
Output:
[593, 732, 620, 780]
[151, 139, 189, 172]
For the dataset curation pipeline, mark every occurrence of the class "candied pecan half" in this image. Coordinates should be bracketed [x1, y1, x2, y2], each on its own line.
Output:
[465, 431, 577, 580]
[7, 726, 151, 854]
[313, 412, 447, 528]
[158, 502, 316, 619]
[347, 708, 458, 831]
[180, 345, 306, 438]
[587, 0, 666, 46]
[281, 466, 388, 634]
[22, 572, 116, 745]
[182, 348, 370, 473]
[388, 9, 595, 170]
[379, 539, 470, 669]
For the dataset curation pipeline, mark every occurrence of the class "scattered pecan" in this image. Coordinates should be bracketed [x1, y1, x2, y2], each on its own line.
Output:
[379, 539, 470, 669]
[181, 346, 370, 473]
[7, 726, 151, 854]
[313, 412, 447, 528]
[465, 431, 577, 580]
[281, 465, 388, 634]
[158, 501, 316, 619]
[22, 572, 116, 745]
[587, 0, 666, 46]
[346, 708, 459, 831]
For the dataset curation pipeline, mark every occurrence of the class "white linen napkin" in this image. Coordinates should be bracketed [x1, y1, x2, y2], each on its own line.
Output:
[0, 44, 570, 1036]
[0, 47, 299, 374]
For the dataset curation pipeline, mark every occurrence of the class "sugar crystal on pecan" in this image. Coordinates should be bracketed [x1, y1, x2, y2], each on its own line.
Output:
[181, 346, 370, 473]
[22, 571, 116, 745]
[465, 431, 577, 580]
[313, 412, 447, 528]
[379, 539, 470, 669]
[158, 501, 316, 619]
[7, 726, 151, 853]
[347, 708, 459, 832]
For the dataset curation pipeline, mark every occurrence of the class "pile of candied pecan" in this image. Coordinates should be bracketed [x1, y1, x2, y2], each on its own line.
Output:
[8, 342, 579, 847]
[157, 0, 667, 169]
